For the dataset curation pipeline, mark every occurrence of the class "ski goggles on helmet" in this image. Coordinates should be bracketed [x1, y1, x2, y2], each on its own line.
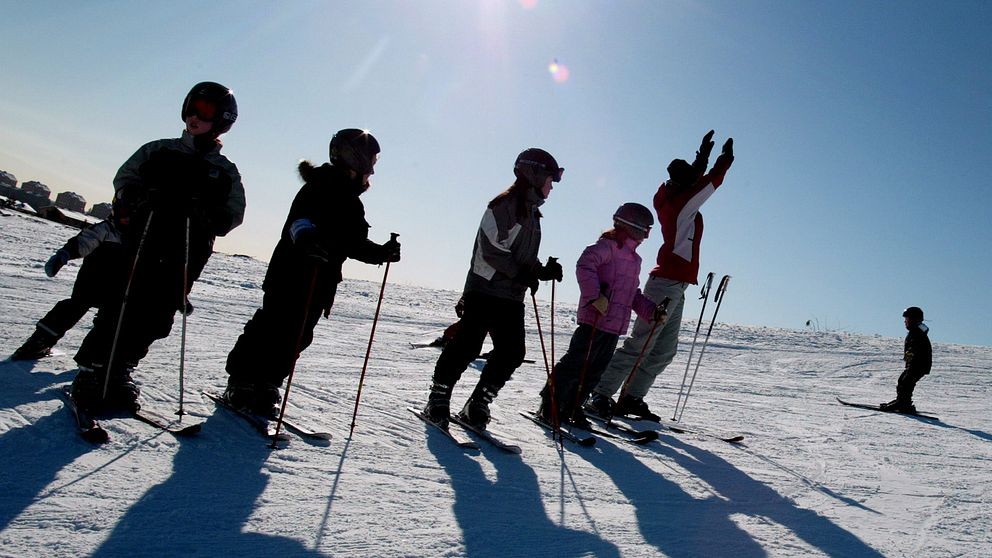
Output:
[614, 216, 651, 235]
[186, 98, 217, 121]
[516, 158, 565, 182]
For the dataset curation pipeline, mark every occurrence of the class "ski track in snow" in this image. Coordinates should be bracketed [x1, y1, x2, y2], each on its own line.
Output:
[1, 210, 990, 557]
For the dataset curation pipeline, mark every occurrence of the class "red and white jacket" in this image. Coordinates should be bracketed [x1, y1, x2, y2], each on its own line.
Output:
[650, 152, 733, 284]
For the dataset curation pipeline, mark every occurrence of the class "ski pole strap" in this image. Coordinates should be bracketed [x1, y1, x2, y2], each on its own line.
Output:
[700, 272, 714, 300]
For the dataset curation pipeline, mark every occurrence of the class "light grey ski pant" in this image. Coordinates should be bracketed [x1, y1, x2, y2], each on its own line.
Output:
[592, 276, 688, 399]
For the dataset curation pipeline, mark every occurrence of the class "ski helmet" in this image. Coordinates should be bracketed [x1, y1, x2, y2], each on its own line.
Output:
[902, 306, 924, 323]
[513, 148, 563, 188]
[181, 82, 238, 136]
[613, 202, 654, 235]
[329, 129, 380, 175]
[666, 158, 698, 187]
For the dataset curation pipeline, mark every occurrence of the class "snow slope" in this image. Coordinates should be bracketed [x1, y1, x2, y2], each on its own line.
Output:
[1, 210, 990, 558]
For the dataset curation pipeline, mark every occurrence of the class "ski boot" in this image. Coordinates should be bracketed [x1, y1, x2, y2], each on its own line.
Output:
[423, 382, 453, 428]
[11, 327, 59, 360]
[584, 392, 616, 419]
[223, 380, 280, 418]
[615, 395, 660, 422]
[69, 365, 140, 414]
[457, 383, 497, 430]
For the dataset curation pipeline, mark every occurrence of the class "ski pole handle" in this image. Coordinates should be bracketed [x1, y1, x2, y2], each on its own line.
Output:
[715, 275, 730, 303]
[700, 272, 714, 300]
[390, 232, 399, 242]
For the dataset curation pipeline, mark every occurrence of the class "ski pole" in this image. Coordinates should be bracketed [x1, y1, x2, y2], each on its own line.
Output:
[532, 291, 563, 447]
[271, 264, 320, 447]
[102, 211, 155, 400]
[609, 296, 671, 428]
[672, 272, 714, 421]
[550, 278, 556, 376]
[176, 216, 190, 417]
[349, 233, 399, 436]
[570, 313, 600, 422]
[673, 275, 730, 423]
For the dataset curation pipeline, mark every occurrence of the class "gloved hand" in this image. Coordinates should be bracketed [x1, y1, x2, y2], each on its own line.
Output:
[591, 295, 609, 315]
[653, 296, 673, 323]
[536, 257, 564, 282]
[45, 248, 70, 277]
[381, 235, 401, 263]
[455, 297, 466, 318]
[519, 266, 541, 295]
[722, 137, 734, 159]
[697, 130, 715, 161]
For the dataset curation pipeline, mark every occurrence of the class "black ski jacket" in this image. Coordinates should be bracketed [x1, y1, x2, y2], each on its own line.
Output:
[263, 161, 392, 309]
[904, 323, 932, 376]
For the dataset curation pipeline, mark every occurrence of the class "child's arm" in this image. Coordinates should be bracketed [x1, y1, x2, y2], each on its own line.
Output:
[575, 240, 611, 308]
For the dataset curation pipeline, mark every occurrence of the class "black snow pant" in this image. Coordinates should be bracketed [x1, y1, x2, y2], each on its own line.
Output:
[541, 324, 619, 419]
[226, 269, 327, 390]
[37, 244, 122, 340]
[896, 368, 928, 404]
[431, 291, 526, 400]
[74, 254, 186, 372]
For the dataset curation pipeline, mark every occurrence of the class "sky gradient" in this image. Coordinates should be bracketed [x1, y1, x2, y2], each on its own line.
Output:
[2, 1, 990, 347]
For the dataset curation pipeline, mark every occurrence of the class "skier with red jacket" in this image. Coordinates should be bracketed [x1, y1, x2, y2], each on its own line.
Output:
[587, 131, 734, 421]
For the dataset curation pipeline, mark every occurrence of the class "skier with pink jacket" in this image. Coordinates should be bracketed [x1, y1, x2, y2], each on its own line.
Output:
[538, 203, 669, 428]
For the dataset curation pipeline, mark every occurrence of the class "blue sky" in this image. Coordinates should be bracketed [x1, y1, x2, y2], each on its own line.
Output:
[2, 1, 990, 347]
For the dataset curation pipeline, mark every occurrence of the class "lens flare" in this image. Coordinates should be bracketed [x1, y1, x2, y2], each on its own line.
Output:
[519, 0, 538, 9]
[548, 59, 570, 83]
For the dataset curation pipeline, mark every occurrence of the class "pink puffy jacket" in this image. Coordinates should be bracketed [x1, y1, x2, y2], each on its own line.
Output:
[575, 234, 656, 335]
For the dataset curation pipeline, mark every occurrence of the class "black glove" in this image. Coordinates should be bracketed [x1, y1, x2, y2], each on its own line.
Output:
[455, 297, 466, 318]
[381, 235, 401, 263]
[536, 257, 564, 282]
[722, 138, 734, 159]
[45, 248, 70, 277]
[653, 296, 673, 323]
[518, 266, 541, 295]
[697, 130, 715, 161]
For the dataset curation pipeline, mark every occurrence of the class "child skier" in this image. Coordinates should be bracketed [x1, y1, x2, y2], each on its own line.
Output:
[880, 306, 932, 413]
[11, 219, 123, 360]
[538, 203, 669, 428]
[587, 130, 734, 422]
[222, 129, 401, 416]
[423, 148, 564, 429]
[69, 81, 245, 413]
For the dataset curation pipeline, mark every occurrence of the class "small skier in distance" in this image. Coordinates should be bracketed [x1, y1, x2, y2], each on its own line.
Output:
[880, 306, 932, 413]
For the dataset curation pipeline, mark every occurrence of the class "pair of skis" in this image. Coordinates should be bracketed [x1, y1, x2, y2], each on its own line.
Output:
[61, 387, 202, 444]
[202, 391, 332, 443]
[836, 397, 939, 421]
[409, 407, 522, 453]
[585, 408, 745, 444]
[522, 411, 658, 447]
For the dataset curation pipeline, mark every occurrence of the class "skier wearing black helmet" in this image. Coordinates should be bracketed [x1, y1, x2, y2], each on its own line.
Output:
[880, 306, 932, 413]
[222, 129, 401, 416]
[423, 148, 564, 430]
[68, 81, 245, 413]
[587, 130, 734, 422]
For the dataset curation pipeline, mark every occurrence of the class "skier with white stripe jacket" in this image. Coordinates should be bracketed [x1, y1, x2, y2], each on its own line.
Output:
[70, 81, 245, 413]
[424, 148, 565, 429]
[587, 131, 734, 422]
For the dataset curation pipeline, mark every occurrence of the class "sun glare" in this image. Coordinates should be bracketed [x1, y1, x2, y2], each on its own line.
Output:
[548, 59, 570, 83]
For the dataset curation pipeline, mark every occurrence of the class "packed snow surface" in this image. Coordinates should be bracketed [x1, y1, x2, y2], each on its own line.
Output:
[1, 210, 990, 557]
